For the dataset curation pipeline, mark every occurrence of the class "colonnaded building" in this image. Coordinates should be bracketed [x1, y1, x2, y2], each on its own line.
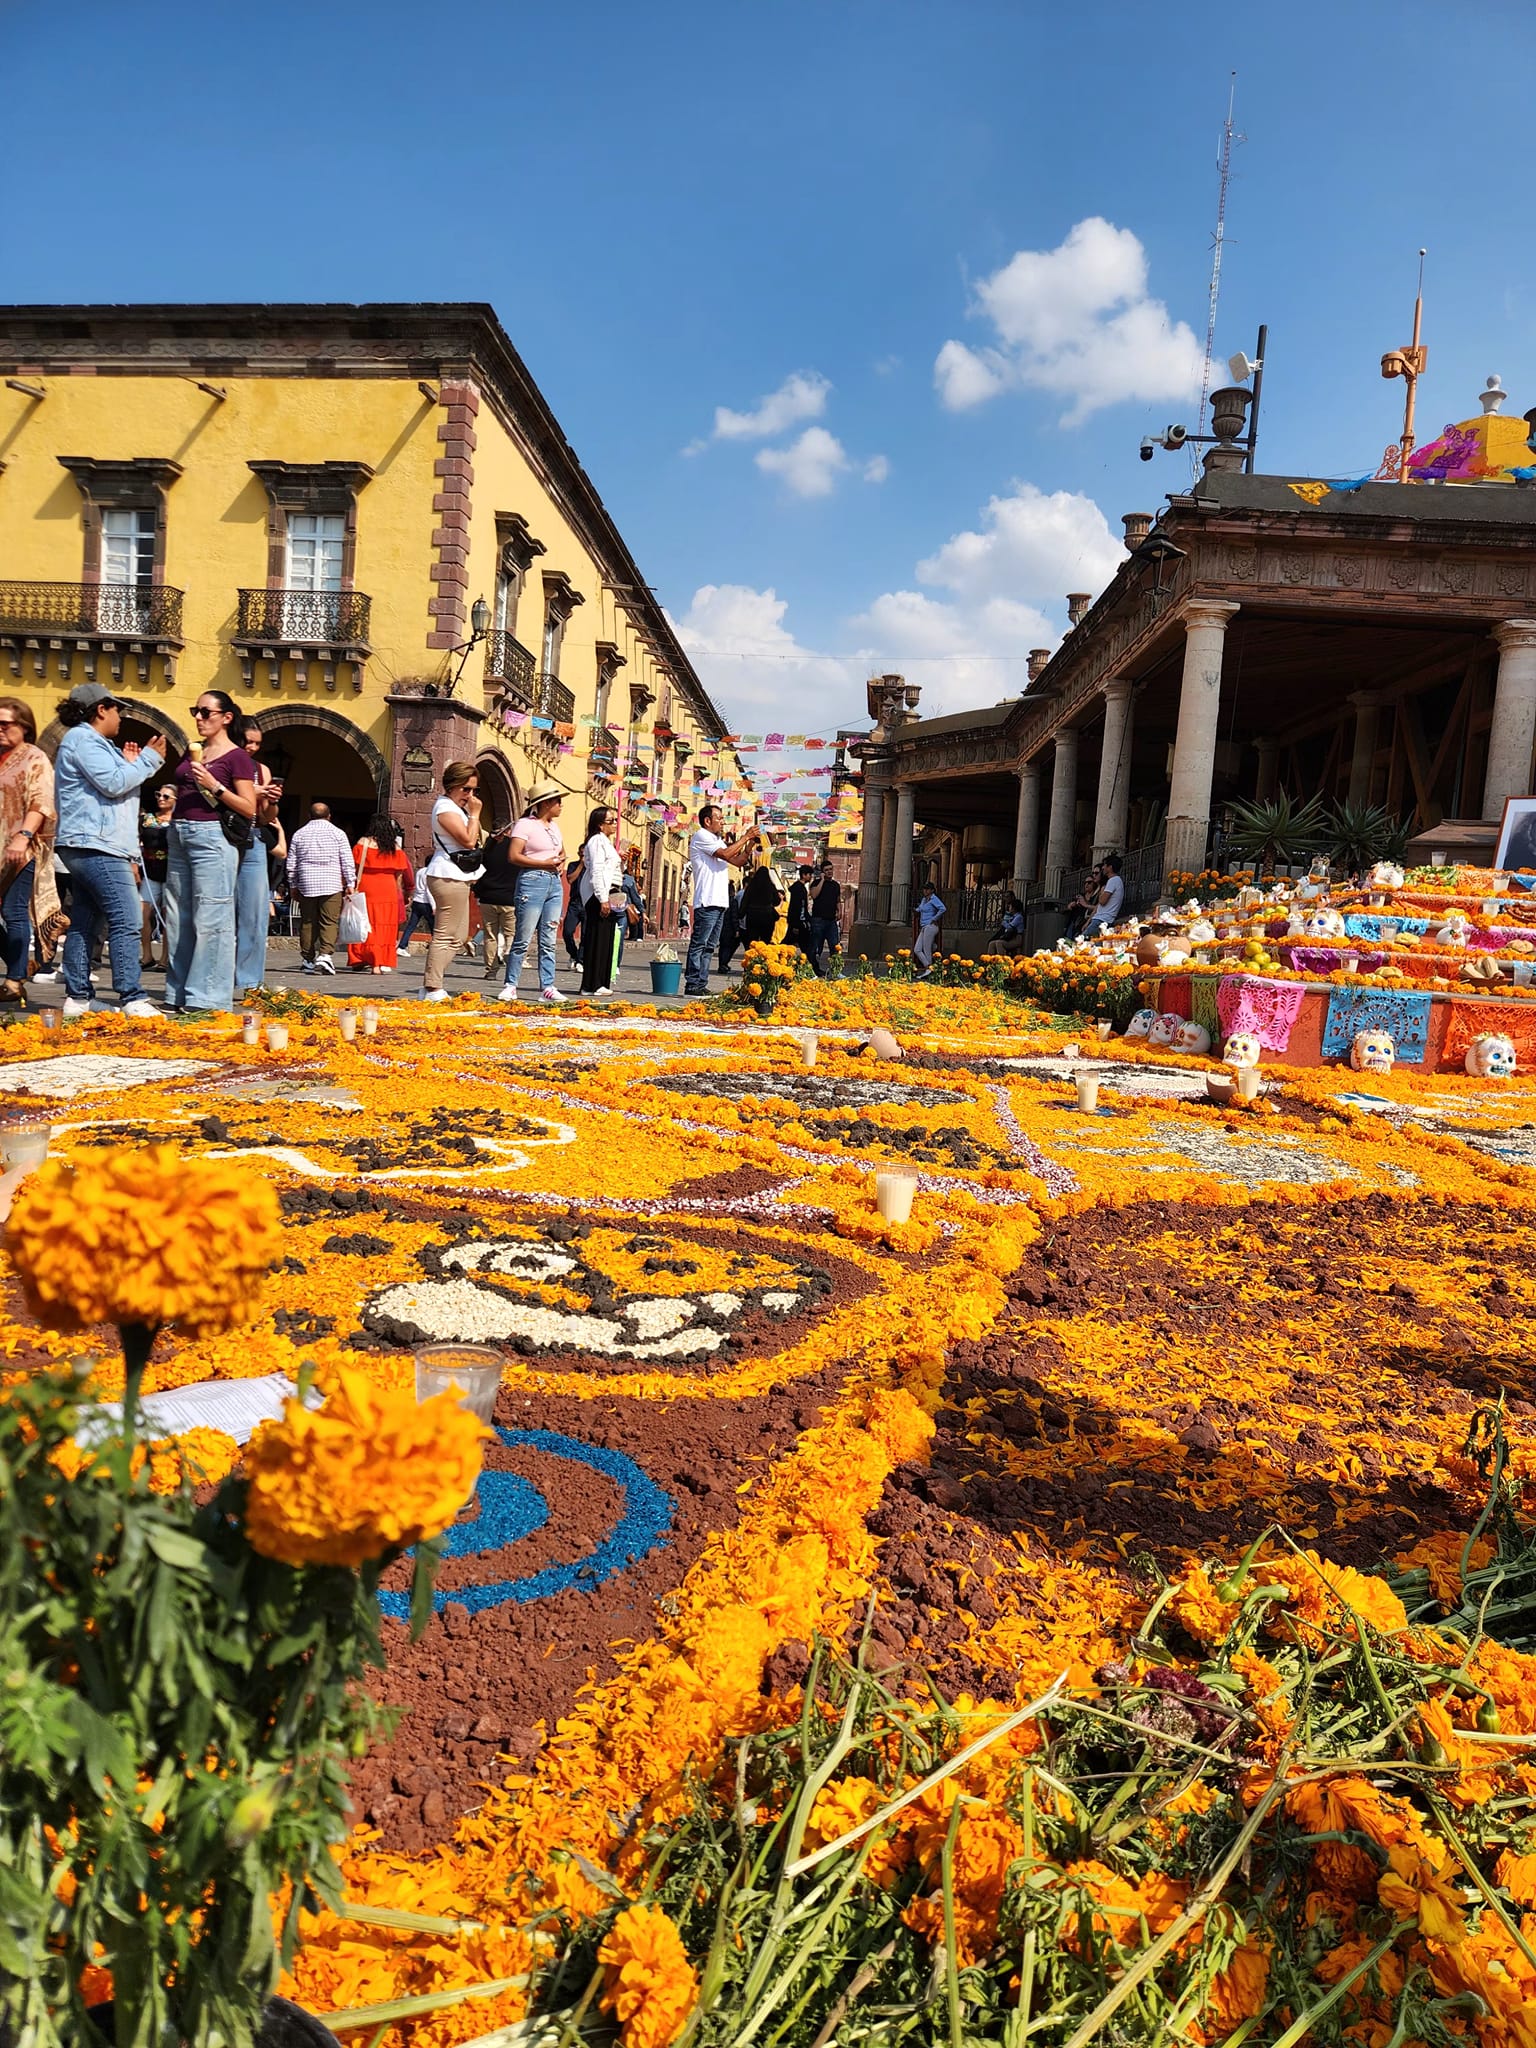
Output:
[851, 381, 1536, 955]
[0, 302, 748, 930]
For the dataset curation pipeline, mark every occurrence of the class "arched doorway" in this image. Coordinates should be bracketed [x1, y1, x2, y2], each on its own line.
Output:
[475, 749, 520, 837]
[250, 707, 389, 846]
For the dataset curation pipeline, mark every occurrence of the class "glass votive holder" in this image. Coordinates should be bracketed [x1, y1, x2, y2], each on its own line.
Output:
[39, 1008, 60, 1034]
[1431, 851, 1447, 867]
[874, 1171, 917, 1224]
[800, 1031, 818, 1070]
[0, 1122, 50, 1172]
[1095, 1019, 1113, 1040]
[1076, 1072, 1101, 1113]
[338, 1007, 358, 1042]
[1235, 1066, 1262, 1102]
[265, 1022, 289, 1052]
[362, 1003, 379, 1036]
[414, 1343, 504, 1424]
[241, 1008, 260, 1046]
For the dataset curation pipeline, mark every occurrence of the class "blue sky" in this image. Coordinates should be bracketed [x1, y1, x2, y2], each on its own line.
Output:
[6, 0, 1536, 747]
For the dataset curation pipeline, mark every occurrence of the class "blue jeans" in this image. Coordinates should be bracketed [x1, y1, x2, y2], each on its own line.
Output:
[0, 859, 33, 982]
[806, 917, 839, 974]
[503, 868, 563, 991]
[165, 819, 238, 1012]
[685, 904, 725, 992]
[57, 848, 145, 1005]
[235, 839, 271, 993]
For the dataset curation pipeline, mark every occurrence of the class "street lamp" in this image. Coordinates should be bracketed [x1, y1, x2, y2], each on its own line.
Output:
[444, 595, 492, 698]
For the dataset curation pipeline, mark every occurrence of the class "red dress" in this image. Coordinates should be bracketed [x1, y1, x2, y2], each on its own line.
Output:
[347, 843, 411, 969]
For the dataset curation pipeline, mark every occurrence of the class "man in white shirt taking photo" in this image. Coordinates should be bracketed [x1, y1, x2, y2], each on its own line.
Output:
[1082, 852, 1125, 938]
[684, 805, 761, 995]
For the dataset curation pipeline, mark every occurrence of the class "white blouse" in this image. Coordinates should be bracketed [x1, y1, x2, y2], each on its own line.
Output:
[579, 830, 624, 906]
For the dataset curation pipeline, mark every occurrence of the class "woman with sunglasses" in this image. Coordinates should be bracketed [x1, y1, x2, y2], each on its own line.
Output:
[165, 691, 257, 1014]
[0, 696, 55, 1004]
[421, 759, 483, 1002]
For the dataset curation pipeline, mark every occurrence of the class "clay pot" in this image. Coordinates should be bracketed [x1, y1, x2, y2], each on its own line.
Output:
[1134, 936, 1163, 967]
[868, 1026, 903, 1061]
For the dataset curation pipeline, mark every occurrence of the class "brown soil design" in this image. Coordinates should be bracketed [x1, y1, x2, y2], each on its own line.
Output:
[840, 1194, 1536, 1704]
[355, 1364, 846, 1852]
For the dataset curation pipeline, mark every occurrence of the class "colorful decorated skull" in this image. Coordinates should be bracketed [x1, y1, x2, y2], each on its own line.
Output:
[1465, 1032, 1517, 1079]
[1369, 860, 1405, 888]
[1222, 1031, 1261, 1071]
[1125, 1007, 1158, 1040]
[1147, 1011, 1183, 1047]
[1305, 907, 1346, 939]
[1173, 1020, 1212, 1056]
[1350, 1028, 1395, 1075]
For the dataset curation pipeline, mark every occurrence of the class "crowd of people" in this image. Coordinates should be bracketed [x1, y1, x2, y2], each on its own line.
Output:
[0, 686, 858, 1015]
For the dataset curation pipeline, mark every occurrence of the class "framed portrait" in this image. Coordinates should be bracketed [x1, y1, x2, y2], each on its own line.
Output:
[1493, 796, 1536, 873]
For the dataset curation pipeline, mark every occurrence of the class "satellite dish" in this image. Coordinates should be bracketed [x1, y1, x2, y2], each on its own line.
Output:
[1227, 351, 1259, 385]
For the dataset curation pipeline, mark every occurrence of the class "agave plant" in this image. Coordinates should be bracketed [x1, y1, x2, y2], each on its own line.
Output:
[1328, 800, 1411, 873]
[1222, 793, 1329, 870]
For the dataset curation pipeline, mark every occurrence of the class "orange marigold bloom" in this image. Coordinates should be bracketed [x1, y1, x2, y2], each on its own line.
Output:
[1202, 1939, 1270, 2031]
[1377, 1843, 1468, 1947]
[1312, 1841, 1383, 1902]
[597, 1904, 698, 2048]
[6, 1144, 278, 1335]
[1170, 1565, 1237, 1646]
[244, 1365, 486, 1567]
[1497, 1849, 1536, 1907]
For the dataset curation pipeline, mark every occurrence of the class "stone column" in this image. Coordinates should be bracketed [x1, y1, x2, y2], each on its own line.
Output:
[1347, 692, 1382, 807]
[1164, 600, 1240, 877]
[1012, 761, 1041, 886]
[889, 783, 917, 922]
[877, 788, 898, 889]
[1044, 728, 1080, 880]
[857, 783, 886, 900]
[1253, 736, 1279, 802]
[1484, 621, 1536, 821]
[1091, 680, 1135, 858]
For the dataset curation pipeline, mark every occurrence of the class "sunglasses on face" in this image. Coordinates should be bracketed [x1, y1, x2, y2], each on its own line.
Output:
[193, 706, 224, 720]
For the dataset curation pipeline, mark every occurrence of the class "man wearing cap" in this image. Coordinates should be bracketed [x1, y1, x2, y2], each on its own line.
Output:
[52, 684, 165, 1018]
[496, 786, 568, 1003]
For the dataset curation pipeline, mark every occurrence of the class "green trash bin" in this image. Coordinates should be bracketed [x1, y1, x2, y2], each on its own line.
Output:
[650, 960, 683, 996]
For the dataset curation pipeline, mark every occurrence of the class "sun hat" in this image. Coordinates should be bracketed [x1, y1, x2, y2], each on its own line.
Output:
[524, 785, 564, 810]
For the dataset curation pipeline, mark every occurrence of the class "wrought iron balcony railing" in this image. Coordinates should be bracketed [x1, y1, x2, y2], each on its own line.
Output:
[235, 588, 371, 647]
[588, 724, 620, 775]
[0, 581, 184, 640]
[484, 630, 536, 702]
[533, 671, 576, 726]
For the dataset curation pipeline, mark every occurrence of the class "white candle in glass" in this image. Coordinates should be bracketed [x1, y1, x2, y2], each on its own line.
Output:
[874, 1172, 917, 1224]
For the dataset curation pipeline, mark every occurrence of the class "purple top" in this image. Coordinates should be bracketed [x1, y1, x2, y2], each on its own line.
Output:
[173, 746, 256, 823]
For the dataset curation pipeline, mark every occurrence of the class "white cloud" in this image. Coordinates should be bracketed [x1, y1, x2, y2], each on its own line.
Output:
[755, 427, 850, 499]
[711, 371, 830, 443]
[671, 584, 861, 734]
[935, 217, 1204, 424]
[862, 453, 891, 484]
[677, 483, 1126, 733]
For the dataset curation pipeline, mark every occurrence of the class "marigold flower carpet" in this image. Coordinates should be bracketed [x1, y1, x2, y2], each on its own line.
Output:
[8, 991, 1536, 2042]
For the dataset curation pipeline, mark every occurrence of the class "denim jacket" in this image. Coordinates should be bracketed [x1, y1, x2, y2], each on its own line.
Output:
[55, 727, 164, 860]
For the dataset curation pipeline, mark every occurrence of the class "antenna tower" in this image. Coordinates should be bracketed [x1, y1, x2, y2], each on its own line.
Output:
[1195, 73, 1242, 458]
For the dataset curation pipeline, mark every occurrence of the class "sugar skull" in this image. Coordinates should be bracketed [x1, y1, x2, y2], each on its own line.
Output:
[1465, 1032, 1517, 1079]
[1222, 1031, 1261, 1071]
[1147, 1011, 1183, 1047]
[1350, 1028, 1395, 1075]
[1305, 907, 1346, 939]
[1173, 1020, 1212, 1056]
[1369, 860, 1405, 888]
[1125, 1007, 1158, 1040]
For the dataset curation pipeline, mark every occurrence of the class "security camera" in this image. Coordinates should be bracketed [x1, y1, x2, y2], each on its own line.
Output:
[1139, 436, 1156, 461]
[1162, 424, 1188, 450]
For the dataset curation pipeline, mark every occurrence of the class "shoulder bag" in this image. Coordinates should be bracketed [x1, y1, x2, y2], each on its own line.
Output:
[337, 843, 372, 948]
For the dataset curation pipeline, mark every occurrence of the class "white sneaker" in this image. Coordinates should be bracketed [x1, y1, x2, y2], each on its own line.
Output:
[61, 997, 92, 1018]
[593, 986, 614, 997]
[122, 999, 163, 1020]
[315, 955, 336, 975]
[31, 968, 59, 985]
[422, 988, 450, 1003]
[496, 984, 521, 1003]
[540, 987, 567, 1004]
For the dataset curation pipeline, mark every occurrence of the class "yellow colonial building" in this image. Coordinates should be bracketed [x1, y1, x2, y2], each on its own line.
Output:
[0, 302, 747, 930]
